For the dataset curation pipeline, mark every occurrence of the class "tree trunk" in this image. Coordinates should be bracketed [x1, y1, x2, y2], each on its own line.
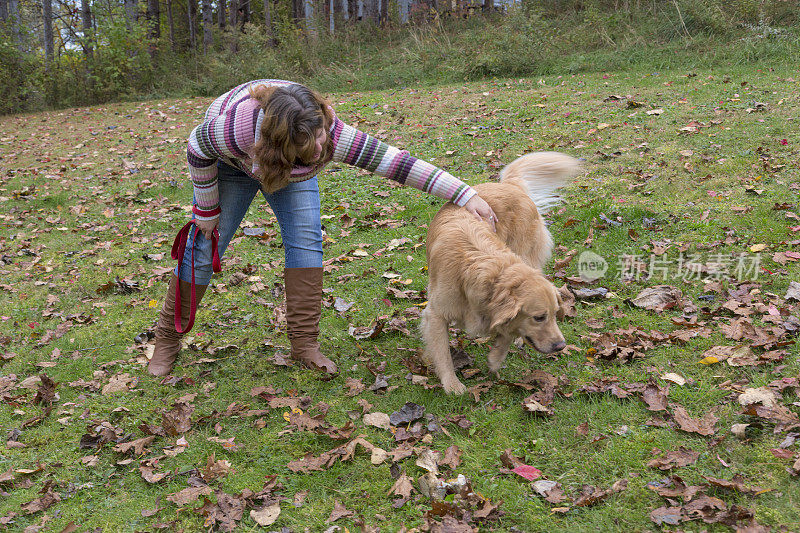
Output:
[146, 0, 160, 39]
[218, 0, 226, 28]
[304, 0, 315, 35]
[483, 0, 493, 12]
[228, 0, 238, 28]
[166, 0, 176, 50]
[346, 0, 356, 21]
[188, 0, 197, 50]
[5, 0, 24, 51]
[202, 0, 212, 51]
[291, 0, 302, 21]
[263, 0, 274, 44]
[333, 0, 344, 23]
[0, 0, 7, 22]
[239, 0, 248, 30]
[364, 0, 378, 23]
[42, 0, 54, 68]
[81, 0, 93, 58]
[379, 0, 387, 24]
[227, 0, 237, 51]
[124, 0, 137, 30]
[398, 0, 409, 23]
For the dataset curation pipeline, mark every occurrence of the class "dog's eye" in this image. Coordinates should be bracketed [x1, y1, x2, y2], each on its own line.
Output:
[533, 314, 547, 322]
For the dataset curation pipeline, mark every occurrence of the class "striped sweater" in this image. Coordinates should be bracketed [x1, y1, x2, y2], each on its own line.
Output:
[187, 80, 477, 220]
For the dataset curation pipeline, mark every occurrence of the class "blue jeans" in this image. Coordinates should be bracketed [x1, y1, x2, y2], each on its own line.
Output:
[175, 161, 323, 285]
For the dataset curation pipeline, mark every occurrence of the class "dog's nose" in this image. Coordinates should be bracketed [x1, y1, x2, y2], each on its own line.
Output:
[551, 341, 566, 352]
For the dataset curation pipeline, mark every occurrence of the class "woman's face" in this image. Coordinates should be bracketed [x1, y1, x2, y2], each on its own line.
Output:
[311, 128, 326, 162]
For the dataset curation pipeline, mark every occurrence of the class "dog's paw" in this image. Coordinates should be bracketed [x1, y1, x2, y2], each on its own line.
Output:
[442, 379, 467, 395]
[487, 357, 506, 376]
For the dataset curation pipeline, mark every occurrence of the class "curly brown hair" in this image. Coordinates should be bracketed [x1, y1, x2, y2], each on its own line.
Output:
[248, 83, 334, 193]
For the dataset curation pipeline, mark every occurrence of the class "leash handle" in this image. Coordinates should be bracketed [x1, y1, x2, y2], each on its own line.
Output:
[171, 218, 221, 334]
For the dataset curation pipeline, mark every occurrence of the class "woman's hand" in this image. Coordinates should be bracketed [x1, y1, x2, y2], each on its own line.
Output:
[195, 217, 219, 240]
[463, 195, 498, 232]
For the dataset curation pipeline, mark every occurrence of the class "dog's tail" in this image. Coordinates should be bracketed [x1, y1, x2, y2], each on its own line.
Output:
[499, 151, 581, 214]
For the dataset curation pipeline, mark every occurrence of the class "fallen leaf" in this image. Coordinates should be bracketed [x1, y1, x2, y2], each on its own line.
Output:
[512, 464, 542, 481]
[201, 454, 234, 482]
[21, 482, 61, 514]
[702, 474, 767, 496]
[532, 479, 567, 504]
[440, 446, 462, 470]
[113, 436, 155, 456]
[647, 475, 703, 501]
[650, 506, 683, 526]
[647, 447, 701, 470]
[573, 480, 627, 507]
[642, 381, 670, 411]
[326, 499, 354, 523]
[390, 402, 425, 426]
[661, 373, 686, 386]
[629, 285, 683, 311]
[166, 485, 212, 506]
[363, 412, 391, 430]
[140, 465, 169, 483]
[389, 473, 414, 505]
[102, 373, 137, 395]
[370, 447, 389, 465]
[162, 402, 194, 436]
[738, 387, 778, 408]
[415, 448, 441, 474]
[785, 281, 800, 301]
[672, 406, 717, 436]
[250, 503, 280, 526]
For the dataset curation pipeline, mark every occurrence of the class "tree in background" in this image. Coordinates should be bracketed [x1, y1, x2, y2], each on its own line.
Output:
[42, 0, 54, 69]
[0, 0, 796, 114]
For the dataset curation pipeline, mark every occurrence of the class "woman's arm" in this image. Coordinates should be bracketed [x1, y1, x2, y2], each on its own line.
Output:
[330, 119, 477, 206]
[187, 98, 260, 221]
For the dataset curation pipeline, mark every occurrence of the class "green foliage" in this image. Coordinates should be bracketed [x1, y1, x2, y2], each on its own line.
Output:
[2, 0, 800, 114]
[0, 38, 40, 115]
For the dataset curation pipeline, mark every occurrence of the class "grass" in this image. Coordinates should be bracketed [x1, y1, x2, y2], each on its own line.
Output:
[0, 64, 799, 531]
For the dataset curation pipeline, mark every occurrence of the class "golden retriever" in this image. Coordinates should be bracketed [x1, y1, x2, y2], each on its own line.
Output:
[421, 152, 580, 394]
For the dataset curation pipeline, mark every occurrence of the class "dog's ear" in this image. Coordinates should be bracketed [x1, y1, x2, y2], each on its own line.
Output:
[555, 288, 565, 321]
[489, 285, 524, 330]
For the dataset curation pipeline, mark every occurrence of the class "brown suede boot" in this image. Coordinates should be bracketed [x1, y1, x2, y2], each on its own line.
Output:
[284, 267, 338, 374]
[148, 275, 209, 376]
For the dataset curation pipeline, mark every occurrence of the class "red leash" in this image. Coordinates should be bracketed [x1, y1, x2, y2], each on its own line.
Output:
[171, 219, 221, 334]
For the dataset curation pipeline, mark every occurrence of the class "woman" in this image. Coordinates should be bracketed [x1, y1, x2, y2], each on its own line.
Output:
[148, 80, 497, 377]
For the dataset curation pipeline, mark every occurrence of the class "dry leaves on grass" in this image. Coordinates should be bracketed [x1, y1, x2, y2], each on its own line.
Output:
[532, 480, 568, 504]
[326, 500, 354, 523]
[647, 447, 701, 470]
[702, 475, 768, 496]
[499, 449, 542, 481]
[286, 435, 377, 474]
[250, 503, 281, 526]
[647, 475, 704, 502]
[20, 482, 61, 515]
[573, 480, 628, 507]
[389, 473, 415, 508]
[113, 436, 155, 456]
[421, 475, 503, 529]
[629, 285, 684, 312]
[161, 400, 194, 436]
[672, 406, 718, 436]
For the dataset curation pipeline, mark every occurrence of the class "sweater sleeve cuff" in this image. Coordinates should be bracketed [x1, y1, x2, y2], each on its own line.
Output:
[453, 186, 477, 207]
[192, 205, 221, 221]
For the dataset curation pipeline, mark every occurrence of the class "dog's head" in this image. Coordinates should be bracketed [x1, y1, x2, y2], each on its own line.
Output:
[487, 264, 566, 354]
